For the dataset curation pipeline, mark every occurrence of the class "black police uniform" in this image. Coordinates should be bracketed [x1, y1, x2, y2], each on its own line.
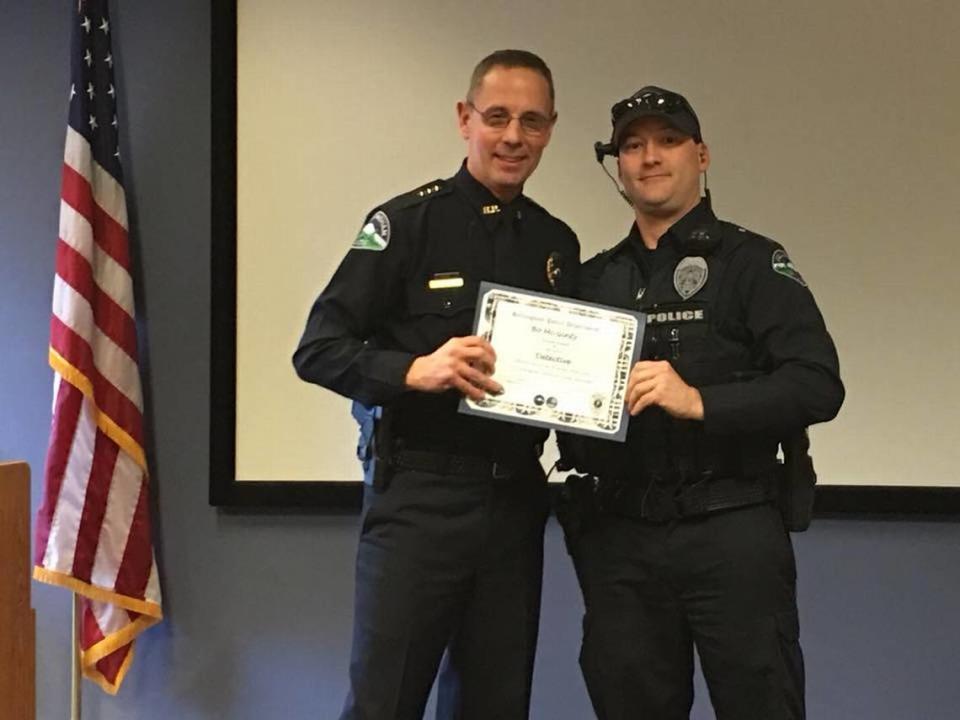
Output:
[294, 162, 579, 720]
[559, 200, 843, 720]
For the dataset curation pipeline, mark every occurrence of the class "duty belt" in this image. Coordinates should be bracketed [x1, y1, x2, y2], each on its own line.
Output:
[389, 449, 527, 480]
[600, 472, 777, 522]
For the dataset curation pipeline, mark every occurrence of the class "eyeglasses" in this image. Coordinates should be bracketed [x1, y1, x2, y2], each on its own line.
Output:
[467, 101, 555, 137]
[611, 90, 692, 125]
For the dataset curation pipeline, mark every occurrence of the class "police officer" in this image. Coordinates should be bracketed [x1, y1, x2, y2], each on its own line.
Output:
[558, 86, 844, 719]
[293, 50, 578, 720]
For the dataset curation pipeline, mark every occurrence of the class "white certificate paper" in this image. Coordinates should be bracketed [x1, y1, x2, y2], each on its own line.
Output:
[458, 282, 644, 442]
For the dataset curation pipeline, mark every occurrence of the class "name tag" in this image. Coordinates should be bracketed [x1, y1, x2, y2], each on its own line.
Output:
[645, 308, 707, 325]
[427, 273, 464, 290]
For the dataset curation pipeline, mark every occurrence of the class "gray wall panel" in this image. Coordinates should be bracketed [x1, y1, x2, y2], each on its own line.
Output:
[2, 2, 958, 719]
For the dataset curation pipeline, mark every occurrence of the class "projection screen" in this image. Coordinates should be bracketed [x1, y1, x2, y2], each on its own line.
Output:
[210, 0, 960, 510]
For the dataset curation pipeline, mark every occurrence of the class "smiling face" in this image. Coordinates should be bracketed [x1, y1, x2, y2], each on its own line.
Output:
[617, 116, 709, 222]
[457, 65, 555, 202]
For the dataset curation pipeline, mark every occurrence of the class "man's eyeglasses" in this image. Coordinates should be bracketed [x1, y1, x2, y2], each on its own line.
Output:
[611, 90, 692, 124]
[467, 101, 555, 137]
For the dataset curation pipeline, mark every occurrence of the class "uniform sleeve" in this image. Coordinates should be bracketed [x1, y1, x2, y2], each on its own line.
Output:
[698, 238, 844, 436]
[292, 208, 415, 406]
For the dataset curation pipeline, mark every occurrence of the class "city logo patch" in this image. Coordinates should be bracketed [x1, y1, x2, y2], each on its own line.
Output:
[352, 210, 391, 251]
[771, 248, 807, 287]
[673, 256, 708, 300]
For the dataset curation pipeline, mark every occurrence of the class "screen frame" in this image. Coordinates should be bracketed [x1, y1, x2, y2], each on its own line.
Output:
[209, 0, 959, 514]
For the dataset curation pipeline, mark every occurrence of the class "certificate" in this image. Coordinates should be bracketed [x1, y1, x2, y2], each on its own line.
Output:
[458, 282, 644, 442]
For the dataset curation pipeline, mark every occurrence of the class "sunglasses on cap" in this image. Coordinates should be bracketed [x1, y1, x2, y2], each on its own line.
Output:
[610, 88, 695, 126]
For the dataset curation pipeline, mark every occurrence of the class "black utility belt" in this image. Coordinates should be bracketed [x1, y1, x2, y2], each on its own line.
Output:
[388, 449, 534, 480]
[600, 473, 776, 523]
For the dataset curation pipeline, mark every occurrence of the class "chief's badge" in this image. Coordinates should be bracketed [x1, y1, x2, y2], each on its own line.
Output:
[673, 256, 708, 300]
[352, 210, 391, 251]
[771, 249, 807, 287]
[546, 251, 563, 290]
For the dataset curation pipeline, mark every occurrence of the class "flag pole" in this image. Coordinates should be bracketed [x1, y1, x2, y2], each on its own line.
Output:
[71, 593, 81, 720]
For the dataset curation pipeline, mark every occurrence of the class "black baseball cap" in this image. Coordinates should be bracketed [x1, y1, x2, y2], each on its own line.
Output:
[595, 86, 702, 160]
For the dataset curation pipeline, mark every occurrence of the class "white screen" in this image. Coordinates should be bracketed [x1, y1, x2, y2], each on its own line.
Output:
[235, 0, 960, 486]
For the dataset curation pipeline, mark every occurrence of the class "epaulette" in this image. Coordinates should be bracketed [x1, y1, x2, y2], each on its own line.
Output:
[708, 220, 760, 259]
[718, 219, 774, 241]
[386, 178, 453, 211]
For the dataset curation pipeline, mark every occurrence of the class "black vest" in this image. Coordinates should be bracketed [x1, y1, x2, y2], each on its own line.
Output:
[564, 220, 779, 484]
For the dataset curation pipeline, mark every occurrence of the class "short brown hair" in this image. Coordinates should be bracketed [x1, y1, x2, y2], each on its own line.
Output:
[466, 49, 555, 107]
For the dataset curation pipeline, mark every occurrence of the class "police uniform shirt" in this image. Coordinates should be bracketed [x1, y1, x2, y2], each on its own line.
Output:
[576, 200, 843, 476]
[294, 162, 580, 459]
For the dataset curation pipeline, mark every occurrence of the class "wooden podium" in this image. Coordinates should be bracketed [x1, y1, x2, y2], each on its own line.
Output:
[0, 461, 36, 720]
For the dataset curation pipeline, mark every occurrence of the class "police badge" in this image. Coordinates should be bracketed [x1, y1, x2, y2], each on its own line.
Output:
[673, 256, 708, 299]
[546, 251, 563, 290]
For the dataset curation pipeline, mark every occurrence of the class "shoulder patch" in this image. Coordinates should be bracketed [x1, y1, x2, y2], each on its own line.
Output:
[771, 248, 807, 287]
[352, 210, 391, 251]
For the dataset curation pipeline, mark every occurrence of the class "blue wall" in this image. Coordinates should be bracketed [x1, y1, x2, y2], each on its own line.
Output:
[3, 2, 959, 719]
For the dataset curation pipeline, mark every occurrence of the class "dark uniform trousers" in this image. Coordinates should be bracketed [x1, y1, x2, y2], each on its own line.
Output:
[342, 459, 549, 720]
[559, 199, 842, 720]
[571, 503, 804, 720]
[293, 165, 579, 718]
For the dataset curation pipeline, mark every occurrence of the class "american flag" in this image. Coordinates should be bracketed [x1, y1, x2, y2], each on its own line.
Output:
[33, 0, 162, 695]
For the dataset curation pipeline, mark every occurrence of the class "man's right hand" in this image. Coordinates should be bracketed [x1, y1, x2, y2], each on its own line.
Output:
[405, 336, 503, 401]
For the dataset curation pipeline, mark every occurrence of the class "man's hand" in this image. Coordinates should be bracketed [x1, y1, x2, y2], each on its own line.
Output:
[405, 336, 503, 401]
[625, 360, 704, 419]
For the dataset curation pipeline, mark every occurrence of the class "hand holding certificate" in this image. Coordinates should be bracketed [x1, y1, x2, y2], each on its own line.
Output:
[459, 282, 644, 441]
